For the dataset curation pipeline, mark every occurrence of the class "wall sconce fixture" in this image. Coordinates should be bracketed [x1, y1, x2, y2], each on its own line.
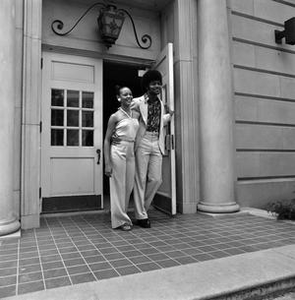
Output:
[275, 17, 295, 45]
[51, 2, 152, 49]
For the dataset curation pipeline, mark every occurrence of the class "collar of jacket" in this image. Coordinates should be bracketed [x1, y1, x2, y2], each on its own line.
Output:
[144, 93, 160, 104]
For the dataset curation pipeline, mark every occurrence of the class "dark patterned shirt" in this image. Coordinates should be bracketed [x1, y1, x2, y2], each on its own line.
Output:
[146, 97, 161, 132]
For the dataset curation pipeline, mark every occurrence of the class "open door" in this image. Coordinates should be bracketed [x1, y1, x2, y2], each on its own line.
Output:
[152, 43, 176, 215]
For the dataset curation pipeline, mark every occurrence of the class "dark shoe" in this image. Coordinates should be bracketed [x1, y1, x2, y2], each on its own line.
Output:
[118, 223, 132, 231]
[135, 219, 151, 228]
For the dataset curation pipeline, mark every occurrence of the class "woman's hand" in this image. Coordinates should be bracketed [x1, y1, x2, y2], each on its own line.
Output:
[105, 164, 112, 177]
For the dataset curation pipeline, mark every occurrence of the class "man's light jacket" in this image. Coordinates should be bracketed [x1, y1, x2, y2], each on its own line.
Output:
[132, 95, 171, 155]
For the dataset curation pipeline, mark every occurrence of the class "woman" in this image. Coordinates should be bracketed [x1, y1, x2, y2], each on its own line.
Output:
[104, 86, 139, 231]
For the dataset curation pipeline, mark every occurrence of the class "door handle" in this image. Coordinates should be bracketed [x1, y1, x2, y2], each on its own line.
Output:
[96, 149, 101, 165]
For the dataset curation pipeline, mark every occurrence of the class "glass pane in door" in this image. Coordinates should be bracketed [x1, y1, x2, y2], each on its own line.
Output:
[82, 111, 93, 127]
[51, 109, 64, 126]
[67, 110, 79, 127]
[51, 89, 64, 106]
[51, 129, 64, 146]
[67, 129, 79, 146]
[67, 90, 79, 107]
[82, 92, 94, 108]
[82, 130, 93, 146]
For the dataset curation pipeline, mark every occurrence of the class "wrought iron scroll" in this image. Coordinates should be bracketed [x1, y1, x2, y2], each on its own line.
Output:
[118, 9, 152, 49]
[51, 2, 106, 36]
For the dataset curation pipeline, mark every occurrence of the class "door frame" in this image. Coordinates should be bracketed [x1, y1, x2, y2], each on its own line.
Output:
[22, 43, 162, 226]
[39, 51, 154, 213]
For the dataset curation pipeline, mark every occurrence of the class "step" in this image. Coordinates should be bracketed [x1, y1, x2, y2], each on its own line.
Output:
[4, 245, 295, 300]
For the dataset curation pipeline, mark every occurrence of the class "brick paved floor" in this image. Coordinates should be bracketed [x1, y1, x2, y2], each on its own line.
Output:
[0, 210, 295, 298]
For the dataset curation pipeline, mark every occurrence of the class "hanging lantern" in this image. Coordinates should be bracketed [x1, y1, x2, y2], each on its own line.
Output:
[97, 5, 125, 48]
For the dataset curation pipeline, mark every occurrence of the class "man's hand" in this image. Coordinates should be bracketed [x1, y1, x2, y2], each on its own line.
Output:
[165, 104, 174, 116]
[111, 132, 121, 145]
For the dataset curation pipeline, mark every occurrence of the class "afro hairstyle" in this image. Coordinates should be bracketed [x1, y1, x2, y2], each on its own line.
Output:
[141, 70, 162, 91]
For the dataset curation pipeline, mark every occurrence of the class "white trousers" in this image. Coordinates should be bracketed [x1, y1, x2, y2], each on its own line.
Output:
[134, 132, 163, 220]
[109, 141, 134, 228]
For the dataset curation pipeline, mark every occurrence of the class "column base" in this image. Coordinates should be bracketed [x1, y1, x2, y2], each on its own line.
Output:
[0, 218, 21, 237]
[197, 201, 240, 213]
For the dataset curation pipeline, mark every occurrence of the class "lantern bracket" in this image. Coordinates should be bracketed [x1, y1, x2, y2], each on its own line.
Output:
[117, 8, 152, 49]
[51, 2, 106, 37]
[50, 2, 152, 49]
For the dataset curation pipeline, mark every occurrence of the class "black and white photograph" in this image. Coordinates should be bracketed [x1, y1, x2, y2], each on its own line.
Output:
[0, 0, 295, 299]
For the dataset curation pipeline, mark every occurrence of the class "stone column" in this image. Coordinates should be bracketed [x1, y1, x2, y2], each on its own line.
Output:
[0, 0, 21, 235]
[21, 0, 42, 229]
[173, 0, 199, 214]
[197, 0, 239, 213]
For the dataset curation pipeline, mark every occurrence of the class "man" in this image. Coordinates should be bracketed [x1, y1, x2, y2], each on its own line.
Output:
[132, 70, 174, 228]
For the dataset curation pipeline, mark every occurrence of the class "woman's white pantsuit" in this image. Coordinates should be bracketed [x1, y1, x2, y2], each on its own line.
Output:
[109, 117, 139, 228]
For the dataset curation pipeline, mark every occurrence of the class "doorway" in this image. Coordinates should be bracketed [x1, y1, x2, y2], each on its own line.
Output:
[102, 45, 176, 216]
[40, 56, 148, 214]
[102, 61, 143, 209]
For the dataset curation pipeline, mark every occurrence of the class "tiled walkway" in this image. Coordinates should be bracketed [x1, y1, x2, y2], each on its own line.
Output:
[0, 210, 295, 298]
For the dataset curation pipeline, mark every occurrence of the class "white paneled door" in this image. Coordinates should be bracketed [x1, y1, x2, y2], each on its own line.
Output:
[153, 43, 176, 215]
[41, 53, 103, 211]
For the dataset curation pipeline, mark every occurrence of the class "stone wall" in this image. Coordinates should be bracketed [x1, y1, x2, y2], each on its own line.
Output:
[229, 0, 295, 207]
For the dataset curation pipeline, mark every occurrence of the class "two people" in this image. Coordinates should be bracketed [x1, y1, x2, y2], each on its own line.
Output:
[104, 70, 174, 231]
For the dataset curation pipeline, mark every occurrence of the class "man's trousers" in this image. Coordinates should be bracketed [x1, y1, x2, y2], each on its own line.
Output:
[133, 132, 163, 220]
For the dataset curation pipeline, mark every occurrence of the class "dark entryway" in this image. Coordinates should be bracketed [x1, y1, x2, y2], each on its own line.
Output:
[103, 61, 144, 196]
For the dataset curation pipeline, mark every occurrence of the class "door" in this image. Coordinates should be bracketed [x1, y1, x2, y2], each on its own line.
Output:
[41, 53, 103, 212]
[152, 43, 176, 215]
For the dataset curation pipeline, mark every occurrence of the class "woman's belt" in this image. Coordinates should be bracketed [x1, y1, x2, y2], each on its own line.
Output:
[120, 137, 135, 142]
